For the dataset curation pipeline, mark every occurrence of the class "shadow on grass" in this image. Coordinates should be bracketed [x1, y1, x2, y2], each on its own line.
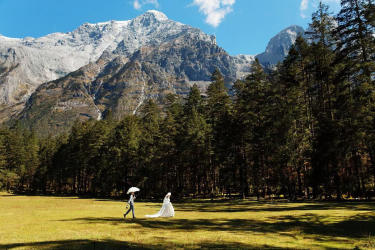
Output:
[173, 200, 375, 213]
[0, 194, 15, 197]
[58, 212, 375, 242]
[2, 191, 374, 211]
[0, 239, 288, 249]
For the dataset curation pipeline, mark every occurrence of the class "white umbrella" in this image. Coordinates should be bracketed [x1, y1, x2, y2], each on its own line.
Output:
[127, 187, 140, 194]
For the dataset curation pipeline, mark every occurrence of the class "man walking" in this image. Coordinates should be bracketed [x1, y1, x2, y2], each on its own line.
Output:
[124, 192, 136, 219]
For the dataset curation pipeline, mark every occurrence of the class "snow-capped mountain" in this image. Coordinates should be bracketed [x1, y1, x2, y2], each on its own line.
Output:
[256, 25, 305, 67]
[0, 10, 304, 131]
[0, 11, 213, 105]
[0, 10, 228, 123]
[16, 21, 242, 134]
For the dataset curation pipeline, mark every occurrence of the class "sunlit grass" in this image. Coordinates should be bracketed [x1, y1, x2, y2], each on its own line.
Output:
[0, 192, 374, 249]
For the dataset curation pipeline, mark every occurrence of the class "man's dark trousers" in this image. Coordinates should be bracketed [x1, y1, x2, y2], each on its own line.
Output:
[125, 204, 135, 218]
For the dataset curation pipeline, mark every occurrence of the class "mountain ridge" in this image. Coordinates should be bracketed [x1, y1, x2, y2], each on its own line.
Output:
[0, 10, 305, 131]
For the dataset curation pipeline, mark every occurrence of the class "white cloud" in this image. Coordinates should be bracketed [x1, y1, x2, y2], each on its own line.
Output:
[300, 0, 309, 18]
[132, 0, 159, 10]
[133, 0, 141, 10]
[300, 0, 309, 11]
[300, 0, 340, 18]
[192, 0, 236, 28]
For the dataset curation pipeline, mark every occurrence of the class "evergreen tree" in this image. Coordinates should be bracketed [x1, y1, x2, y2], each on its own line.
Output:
[106, 115, 141, 195]
[336, 0, 375, 194]
[181, 85, 211, 195]
[139, 99, 162, 196]
[0, 129, 8, 190]
[23, 130, 40, 191]
[278, 37, 316, 199]
[309, 3, 345, 199]
[307, 2, 336, 47]
[336, 0, 375, 78]
[159, 94, 183, 195]
[34, 136, 57, 193]
[234, 59, 277, 199]
[206, 69, 232, 195]
[4, 127, 28, 191]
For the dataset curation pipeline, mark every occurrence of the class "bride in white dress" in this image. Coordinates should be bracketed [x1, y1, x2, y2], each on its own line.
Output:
[145, 192, 175, 218]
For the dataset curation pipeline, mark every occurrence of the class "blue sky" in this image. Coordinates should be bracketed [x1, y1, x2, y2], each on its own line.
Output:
[0, 0, 340, 55]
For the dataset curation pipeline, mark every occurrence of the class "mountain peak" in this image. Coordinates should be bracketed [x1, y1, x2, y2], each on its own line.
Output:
[130, 10, 169, 27]
[283, 25, 304, 31]
[280, 25, 304, 39]
[143, 10, 168, 21]
[256, 25, 305, 66]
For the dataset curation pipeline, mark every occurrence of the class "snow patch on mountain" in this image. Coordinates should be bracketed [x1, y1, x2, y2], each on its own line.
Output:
[233, 54, 255, 79]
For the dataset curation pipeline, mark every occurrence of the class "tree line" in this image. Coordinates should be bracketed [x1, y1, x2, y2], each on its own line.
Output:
[0, 0, 374, 200]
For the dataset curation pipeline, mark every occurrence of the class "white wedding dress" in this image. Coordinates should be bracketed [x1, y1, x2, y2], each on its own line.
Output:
[145, 193, 175, 218]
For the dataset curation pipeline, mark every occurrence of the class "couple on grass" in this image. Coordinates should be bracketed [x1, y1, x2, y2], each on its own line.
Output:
[124, 192, 175, 219]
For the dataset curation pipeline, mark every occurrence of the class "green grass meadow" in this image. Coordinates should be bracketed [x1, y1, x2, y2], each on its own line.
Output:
[0, 192, 374, 249]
